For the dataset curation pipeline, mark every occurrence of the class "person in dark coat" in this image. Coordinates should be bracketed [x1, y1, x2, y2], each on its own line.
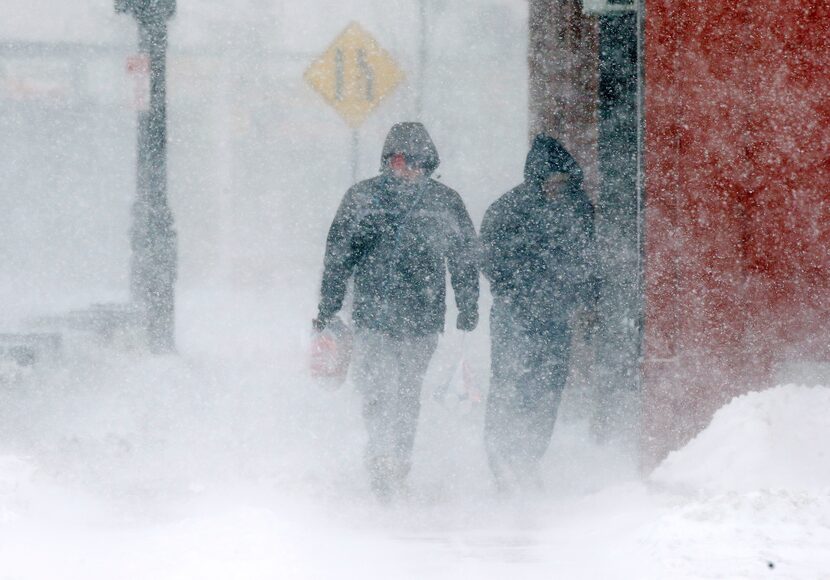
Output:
[314, 122, 480, 501]
[480, 134, 597, 493]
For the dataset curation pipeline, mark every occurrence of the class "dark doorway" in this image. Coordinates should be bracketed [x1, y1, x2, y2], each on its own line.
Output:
[527, 1, 644, 444]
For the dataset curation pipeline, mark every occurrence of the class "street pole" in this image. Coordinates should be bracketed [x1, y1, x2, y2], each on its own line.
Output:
[351, 129, 359, 183]
[416, 0, 428, 118]
[117, 0, 177, 354]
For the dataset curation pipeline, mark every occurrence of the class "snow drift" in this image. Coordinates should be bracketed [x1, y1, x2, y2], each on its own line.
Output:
[651, 384, 830, 493]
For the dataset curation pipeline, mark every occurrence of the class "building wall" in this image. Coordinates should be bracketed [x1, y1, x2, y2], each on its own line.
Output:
[643, 0, 830, 464]
[530, 0, 829, 465]
[528, 0, 600, 201]
[529, 0, 642, 442]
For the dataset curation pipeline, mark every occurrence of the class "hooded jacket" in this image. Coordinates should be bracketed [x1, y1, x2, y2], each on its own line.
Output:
[317, 123, 479, 337]
[480, 135, 597, 328]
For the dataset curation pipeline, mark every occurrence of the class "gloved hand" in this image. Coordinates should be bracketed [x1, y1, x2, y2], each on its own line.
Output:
[580, 306, 599, 340]
[312, 317, 328, 332]
[456, 309, 478, 332]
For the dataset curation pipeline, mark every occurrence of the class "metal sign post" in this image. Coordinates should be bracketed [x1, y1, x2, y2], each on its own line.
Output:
[351, 129, 360, 184]
[416, 0, 428, 118]
[305, 22, 404, 182]
[116, 0, 178, 354]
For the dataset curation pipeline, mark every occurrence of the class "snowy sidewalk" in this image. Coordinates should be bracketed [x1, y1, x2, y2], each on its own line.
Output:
[0, 289, 827, 579]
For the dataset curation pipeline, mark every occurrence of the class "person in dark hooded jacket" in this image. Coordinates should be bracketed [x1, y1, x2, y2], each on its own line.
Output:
[480, 134, 597, 492]
[314, 122, 479, 501]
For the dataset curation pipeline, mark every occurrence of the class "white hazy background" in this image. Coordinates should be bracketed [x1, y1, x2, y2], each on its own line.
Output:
[0, 0, 529, 315]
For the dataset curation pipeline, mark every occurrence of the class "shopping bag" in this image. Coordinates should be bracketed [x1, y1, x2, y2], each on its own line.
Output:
[309, 316, 353, 388]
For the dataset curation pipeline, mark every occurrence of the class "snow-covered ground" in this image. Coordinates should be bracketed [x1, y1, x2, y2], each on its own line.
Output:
[0, 287, 828, 580]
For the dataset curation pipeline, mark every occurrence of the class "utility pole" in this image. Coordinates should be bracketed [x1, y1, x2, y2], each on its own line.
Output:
[116, 0, 178, 354]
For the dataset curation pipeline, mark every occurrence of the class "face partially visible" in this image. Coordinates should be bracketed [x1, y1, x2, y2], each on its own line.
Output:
[542, 172, 570, 200]
[389, 153, 425, 182]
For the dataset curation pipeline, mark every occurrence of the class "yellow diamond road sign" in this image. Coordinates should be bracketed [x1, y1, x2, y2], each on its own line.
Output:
[304, 22, 404, 128]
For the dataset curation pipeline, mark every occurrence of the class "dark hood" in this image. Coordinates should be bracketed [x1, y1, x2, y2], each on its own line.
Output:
[523, 134, 584, 187]
[380, 122, 440, 176]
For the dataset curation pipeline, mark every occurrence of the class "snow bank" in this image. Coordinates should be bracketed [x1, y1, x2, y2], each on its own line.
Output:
[651, 385, 830, 493]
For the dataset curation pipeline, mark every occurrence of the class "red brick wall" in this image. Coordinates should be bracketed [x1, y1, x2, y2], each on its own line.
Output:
[643, 0, 830, 463]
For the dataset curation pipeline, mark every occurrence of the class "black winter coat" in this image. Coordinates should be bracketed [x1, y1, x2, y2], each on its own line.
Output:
[480, 135, 597, 330]
[317, 124, 479, 337]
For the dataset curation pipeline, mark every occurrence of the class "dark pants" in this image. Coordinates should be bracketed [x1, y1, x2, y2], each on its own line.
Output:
[352, 330, 438, 498]
[484, 298, 572, 490]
